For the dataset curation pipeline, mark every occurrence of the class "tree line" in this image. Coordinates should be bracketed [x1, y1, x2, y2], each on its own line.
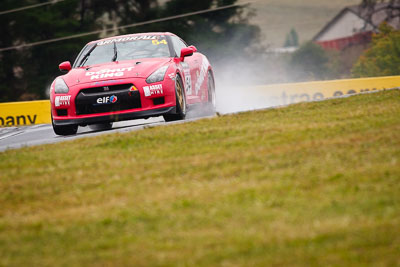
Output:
[1, 0, 399, 102]
[0, 0, 259, 102]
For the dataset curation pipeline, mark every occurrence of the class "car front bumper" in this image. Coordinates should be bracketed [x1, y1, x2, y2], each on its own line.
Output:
[52, 106, 176, 126]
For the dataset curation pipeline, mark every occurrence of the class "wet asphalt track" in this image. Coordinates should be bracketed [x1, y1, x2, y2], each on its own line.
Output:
[0, 108, 214, 152]
[0, 117, 164, 152]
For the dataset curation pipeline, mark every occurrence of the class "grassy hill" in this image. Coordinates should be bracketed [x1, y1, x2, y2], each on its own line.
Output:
[1, 90, 400, 266]
[240, 0, 361, 47]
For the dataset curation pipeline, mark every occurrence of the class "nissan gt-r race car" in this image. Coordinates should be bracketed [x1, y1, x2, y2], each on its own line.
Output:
[50, 32, 216, 135]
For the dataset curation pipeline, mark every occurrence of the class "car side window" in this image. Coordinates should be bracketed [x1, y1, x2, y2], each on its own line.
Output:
[171, 36, 188, 57]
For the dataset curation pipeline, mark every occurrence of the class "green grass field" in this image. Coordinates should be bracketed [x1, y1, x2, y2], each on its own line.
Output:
[1, 90, 400, 266]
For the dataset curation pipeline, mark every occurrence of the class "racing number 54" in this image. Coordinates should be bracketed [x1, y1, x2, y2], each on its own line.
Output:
[152, 40, 167, 45]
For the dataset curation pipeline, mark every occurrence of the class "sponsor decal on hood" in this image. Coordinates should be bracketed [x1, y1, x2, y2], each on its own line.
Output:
[86, 67, 135, 80]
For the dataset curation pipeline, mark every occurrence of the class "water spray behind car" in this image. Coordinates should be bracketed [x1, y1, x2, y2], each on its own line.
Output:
[210, 54, 290, 115]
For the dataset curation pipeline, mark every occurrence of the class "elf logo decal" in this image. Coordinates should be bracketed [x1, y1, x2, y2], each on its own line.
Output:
[96, 95, 118, 104]
[55, 95, 71, 107]
[86, 67, 134, 80]
[110, 95, 118, 103]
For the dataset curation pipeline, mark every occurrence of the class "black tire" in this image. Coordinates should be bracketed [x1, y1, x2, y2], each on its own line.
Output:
[52, 114, 78, 136]
[163, 75, 187, 122]
[50, 110, 78, 136]
[206, 71, 216, 114]
[52, 122, 78, 136]
[88, 122, 113, 131]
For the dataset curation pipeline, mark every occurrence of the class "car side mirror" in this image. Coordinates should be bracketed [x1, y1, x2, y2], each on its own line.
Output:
[59, 61, 72, 73]
[180, 47, 194, 61]
[188, 45, 197, 52]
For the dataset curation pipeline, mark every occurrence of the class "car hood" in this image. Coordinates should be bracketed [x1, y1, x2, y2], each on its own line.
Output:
[63, 58, 172, 87]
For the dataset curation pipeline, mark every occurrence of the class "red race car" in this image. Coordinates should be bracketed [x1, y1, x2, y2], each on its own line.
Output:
[50, 32, 216, 135]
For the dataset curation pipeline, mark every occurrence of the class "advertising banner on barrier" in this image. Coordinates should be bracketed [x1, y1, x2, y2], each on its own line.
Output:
[253, 76, 400, 106]
[0, 100, 51, 127]
[1, 76, 400, 126]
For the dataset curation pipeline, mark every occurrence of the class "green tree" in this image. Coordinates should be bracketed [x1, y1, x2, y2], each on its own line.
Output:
[359, 0, 400, 29]
[284, 28, 299, 47]
[0, 0, 86, 101]
[156, 0, 260, 63]
[352, 23, 400, 77]
[289, 41, 329, 81]
[0, 0, 259, 102]
[0, 0, 158, 102]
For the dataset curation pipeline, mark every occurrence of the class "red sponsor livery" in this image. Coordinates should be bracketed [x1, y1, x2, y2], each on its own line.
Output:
[50, 32, 216, 135]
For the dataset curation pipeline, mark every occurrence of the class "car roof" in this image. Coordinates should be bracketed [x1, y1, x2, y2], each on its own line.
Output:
[88, 32, 176, 45]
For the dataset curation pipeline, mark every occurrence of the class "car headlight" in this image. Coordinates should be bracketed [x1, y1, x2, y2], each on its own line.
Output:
[146, 66, 168, 84]
[54, 78, 69, 94]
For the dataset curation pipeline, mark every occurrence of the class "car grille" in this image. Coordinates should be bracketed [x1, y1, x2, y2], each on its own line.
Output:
[80, 83, 133, 95]
[75, 83, 141, 115]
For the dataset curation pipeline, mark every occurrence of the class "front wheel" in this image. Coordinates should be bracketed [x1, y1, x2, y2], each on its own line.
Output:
[52, 123, 78, 136]
[52, 114, 78, 136]
[163, 75, 186, 122]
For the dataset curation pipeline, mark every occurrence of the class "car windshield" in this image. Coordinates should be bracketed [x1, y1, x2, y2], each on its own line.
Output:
[74, 35, 171, 67]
